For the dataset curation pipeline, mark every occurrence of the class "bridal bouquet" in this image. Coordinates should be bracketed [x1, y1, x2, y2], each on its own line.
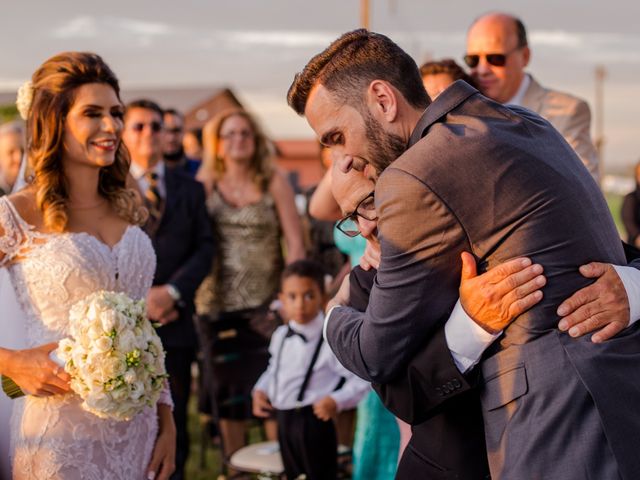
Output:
[55, 291, 168, 420]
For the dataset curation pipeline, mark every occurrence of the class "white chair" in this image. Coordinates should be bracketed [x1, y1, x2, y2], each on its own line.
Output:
[227, 440, 352, 479]
[228, 441, 284, 479]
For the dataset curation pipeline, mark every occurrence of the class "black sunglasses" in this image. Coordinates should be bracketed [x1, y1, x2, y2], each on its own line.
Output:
[336, 191, 377, 237]
[463, 46, 523, 68]
[130, 121, 162, 133]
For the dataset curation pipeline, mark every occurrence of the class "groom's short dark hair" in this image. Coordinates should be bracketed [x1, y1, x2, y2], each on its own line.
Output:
[287, 29, 429, 115]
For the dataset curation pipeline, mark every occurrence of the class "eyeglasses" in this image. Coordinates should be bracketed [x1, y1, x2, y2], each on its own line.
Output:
[220, 130, 254, 140]
[463, 46, 523, 68]
[130, 121, 162, 133]
[336, 191, 377, 237]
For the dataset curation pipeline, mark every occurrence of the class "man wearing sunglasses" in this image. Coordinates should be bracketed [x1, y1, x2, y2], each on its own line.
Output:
[124, 99, 214, 480]
[289, 29, 640, 479]
[466, 12, 599, 181]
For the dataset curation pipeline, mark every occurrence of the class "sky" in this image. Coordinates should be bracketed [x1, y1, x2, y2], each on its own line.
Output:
[2, 0, 639, 173]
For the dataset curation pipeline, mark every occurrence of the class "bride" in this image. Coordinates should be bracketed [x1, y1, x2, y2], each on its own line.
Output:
[0, 52, 176, 479]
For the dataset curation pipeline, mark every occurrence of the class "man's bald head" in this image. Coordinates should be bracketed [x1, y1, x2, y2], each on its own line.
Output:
[465, 13, 530, 103]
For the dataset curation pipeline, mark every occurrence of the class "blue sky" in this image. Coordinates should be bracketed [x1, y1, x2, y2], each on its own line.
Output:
[2, 0, 639, 172]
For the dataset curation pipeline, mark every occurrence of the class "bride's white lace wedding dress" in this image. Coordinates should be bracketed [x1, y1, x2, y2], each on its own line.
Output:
[0, 197, 172, 479]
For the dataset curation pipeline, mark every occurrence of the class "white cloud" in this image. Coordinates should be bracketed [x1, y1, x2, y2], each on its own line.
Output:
[51, 15, 174, 45]
[52, 15, 99, 39]
[221, 30, 335, 48]
[108, 17, 173, 36]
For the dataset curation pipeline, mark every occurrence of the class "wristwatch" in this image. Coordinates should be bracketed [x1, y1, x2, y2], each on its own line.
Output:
[166, 284, 181, 303]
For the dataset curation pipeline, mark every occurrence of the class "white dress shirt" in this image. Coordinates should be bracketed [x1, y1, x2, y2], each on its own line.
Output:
[326, 265, 640, 374]
[130, 160, 166, 198]
[505, 73, 532, 107]
[255, 313, 370, 411]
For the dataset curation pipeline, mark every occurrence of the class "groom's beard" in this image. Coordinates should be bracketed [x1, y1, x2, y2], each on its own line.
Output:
[365, 113, 406, 174]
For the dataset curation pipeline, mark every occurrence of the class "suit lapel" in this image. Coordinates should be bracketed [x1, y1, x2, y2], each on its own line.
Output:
[520, 76, 546, 114]
[409, 80, 478, 148]
[145, 167, 179, 238]
[161, 168, 179, 228]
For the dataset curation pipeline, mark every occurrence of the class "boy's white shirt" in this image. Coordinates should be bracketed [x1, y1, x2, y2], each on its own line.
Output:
[254, 312, 370, 411]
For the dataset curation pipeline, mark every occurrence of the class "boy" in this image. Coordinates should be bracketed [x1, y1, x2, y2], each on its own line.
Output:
[253, 260, 369, 480]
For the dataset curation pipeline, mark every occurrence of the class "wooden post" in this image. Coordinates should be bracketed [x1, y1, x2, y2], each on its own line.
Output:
[361, 0, 370, 30]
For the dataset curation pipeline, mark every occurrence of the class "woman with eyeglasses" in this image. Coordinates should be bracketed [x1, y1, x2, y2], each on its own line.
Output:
[194, 108, 305, 462]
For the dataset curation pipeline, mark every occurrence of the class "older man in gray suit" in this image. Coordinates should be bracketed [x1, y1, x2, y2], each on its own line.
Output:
[288, 29, 640, 479]
[465, 12, 600, 182]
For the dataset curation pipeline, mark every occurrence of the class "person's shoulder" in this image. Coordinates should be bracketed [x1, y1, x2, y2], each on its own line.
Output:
[168, 168, 206, 195]
[268, 168, 291, 191]
[531, 79, 588, 112]
[271, 324, 288, 341]
[5, 188, 40, 225]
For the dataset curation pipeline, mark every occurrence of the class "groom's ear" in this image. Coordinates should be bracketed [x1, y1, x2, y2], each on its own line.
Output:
[366, 80, 398, 123]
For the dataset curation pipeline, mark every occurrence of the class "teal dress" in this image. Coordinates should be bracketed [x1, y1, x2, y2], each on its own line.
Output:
[333, 227, 401, 479]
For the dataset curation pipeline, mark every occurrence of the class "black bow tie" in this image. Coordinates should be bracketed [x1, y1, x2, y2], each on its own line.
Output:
[285, 325, 307, 343]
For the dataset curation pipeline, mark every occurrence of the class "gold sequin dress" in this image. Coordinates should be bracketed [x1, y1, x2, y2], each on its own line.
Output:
[196, 187, 284, 419]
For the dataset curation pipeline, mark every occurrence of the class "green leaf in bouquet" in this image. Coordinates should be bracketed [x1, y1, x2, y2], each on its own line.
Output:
[1, 375, 25, 399]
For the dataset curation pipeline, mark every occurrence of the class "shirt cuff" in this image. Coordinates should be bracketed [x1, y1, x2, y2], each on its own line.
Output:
[612, 265, 640, 325]
[323, 305, 340, 342]
[444, 300, 502, 373]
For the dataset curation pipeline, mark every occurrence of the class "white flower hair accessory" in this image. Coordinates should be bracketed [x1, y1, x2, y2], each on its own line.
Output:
[16, 81, 34, 120]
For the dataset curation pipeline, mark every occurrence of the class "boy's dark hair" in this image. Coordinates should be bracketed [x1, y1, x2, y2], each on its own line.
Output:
[281, 259, 326, 294]
[287, 29, 429, 116]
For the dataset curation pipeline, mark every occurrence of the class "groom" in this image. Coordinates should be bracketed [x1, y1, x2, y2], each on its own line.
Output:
[288, 30, 640, 479]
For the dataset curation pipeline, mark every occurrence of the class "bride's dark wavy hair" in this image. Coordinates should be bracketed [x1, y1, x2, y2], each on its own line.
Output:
[26, 51, 145, 231]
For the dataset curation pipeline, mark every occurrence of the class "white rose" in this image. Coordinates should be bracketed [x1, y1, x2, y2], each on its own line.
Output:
[117, 330, 137, 353]
[101, 353, 126, 379]
[123, 369, 137, 384]
[57, 338, 75, 361]
[100, 310, 118, 333]
[111, 385, 129, 402]
[93, 336, 113, 354]
[88, 324, 103, 341]
[129, 380, 146, 400]
[84, 391, 111, 416]
[86, 303, 99, 323]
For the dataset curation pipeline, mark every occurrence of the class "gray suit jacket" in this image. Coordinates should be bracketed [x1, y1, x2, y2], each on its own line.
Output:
[327, 81, 640, 479]
[521, 75, 599, 182]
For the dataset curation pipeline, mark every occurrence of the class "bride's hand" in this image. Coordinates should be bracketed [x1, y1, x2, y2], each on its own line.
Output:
[0, 343, 70, 396]
[146, 404, 176, 480]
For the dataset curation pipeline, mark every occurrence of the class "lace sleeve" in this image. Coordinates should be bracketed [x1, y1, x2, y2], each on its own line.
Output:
[0, 197, 28, 267]
[157, 379, 174, 410]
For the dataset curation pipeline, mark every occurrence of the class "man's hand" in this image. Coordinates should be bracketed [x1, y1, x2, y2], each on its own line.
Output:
[359, 240, 381, 271]
[326, 274, 350, 314]
[313, 396, 337, 421]
[156, 308, 180, 326]
[252, 389, 274, 418]
[557, 262, 629, 343]
[459, 252, 545, 334]
[147, 286, 176, 322]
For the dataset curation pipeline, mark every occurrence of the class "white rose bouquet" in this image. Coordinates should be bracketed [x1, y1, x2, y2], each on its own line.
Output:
[55, 291, 167, 421]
